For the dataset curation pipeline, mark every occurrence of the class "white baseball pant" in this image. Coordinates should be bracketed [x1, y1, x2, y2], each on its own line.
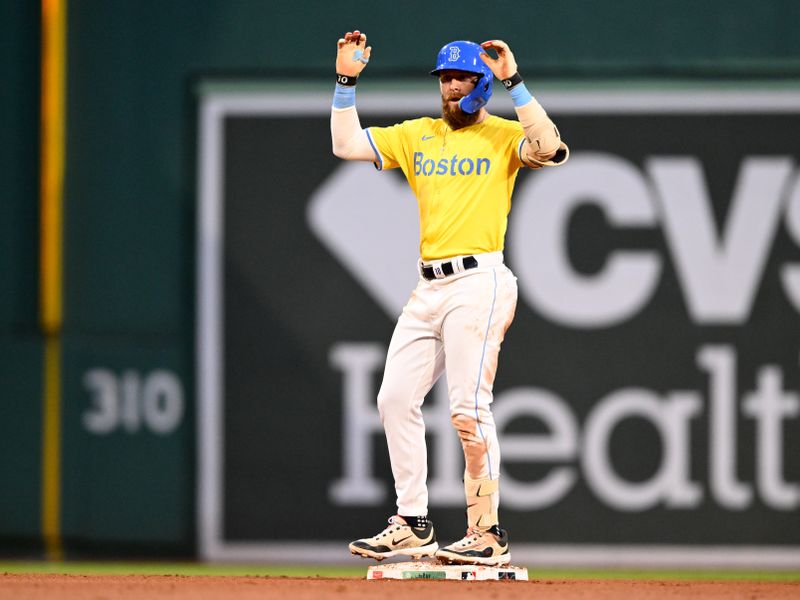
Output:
[376, 251, 518, 523]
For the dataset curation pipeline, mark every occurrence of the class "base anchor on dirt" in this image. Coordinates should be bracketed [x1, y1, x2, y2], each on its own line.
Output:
[366, 560, 528, 581]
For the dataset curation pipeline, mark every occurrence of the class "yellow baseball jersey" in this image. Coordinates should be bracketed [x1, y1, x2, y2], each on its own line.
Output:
[367, 115, 526, 261]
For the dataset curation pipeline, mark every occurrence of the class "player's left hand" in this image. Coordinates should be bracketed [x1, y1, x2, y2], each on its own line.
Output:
[479, 40, 518, 81]
[336, 30, 372, 77]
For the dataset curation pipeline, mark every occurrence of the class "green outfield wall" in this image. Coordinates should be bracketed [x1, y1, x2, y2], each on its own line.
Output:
[1, 0, 799, 561]
[0, 1, 43, 555]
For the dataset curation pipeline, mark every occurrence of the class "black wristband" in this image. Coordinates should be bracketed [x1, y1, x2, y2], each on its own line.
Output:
[501, 72, 524, 90]
[336, 73, 358, 87]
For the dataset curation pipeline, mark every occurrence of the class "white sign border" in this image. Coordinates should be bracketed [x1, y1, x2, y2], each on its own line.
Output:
[196, 86, 800, 568]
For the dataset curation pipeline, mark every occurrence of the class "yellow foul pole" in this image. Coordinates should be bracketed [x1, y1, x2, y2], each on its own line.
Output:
[40, 0, 67, 561]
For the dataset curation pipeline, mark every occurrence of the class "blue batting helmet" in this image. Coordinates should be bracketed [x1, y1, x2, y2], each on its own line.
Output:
[431, 40, 493, 114]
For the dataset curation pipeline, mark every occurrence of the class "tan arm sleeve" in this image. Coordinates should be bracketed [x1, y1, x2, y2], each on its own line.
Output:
[331, 106, 378, 161]
[515, 97, 569, 168]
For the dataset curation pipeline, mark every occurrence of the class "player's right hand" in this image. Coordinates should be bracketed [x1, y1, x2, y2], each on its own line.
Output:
[336, 30, 372, 77]
[479, 40, 518, 81]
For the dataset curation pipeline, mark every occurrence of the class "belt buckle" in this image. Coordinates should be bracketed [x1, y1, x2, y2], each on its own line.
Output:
[421, 260, 447, 280]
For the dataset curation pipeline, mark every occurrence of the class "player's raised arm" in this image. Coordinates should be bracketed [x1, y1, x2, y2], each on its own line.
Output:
[331, 30, 378, 161]
[480, 40, 569, 168]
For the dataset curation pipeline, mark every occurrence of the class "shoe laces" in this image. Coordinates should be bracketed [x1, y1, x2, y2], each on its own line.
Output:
[373, 515, 407, 540]
[454, 526, 487, 547]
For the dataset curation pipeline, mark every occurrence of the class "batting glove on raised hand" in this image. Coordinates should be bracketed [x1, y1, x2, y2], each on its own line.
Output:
[336, 30, 372, 78]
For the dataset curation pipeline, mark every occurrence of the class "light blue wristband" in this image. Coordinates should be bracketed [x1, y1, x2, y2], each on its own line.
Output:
[333, 84, 356, 109]
[509, 82, 533, 107]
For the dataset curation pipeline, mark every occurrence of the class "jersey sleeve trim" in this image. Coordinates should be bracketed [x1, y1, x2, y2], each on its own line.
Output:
[517, 136, 526, 165]
[365, 128, 384, 171]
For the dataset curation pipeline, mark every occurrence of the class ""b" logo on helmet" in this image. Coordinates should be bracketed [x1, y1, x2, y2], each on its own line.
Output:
[448, 46, 460, 62]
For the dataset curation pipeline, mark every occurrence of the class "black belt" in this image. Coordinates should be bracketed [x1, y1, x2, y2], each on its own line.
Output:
[421, 255, 478, 280]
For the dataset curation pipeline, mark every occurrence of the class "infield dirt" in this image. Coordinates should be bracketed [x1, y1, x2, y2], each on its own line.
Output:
[1, 574, 798, 600]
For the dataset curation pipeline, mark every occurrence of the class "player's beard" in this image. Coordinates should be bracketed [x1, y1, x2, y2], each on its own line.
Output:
[441, 95, 481, 130]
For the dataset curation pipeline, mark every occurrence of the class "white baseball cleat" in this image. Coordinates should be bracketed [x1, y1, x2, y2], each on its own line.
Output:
[435, 525, 511, 566]
[348, 515, 438, 561]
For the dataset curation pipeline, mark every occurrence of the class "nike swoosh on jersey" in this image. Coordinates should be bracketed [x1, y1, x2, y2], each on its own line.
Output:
[421, 135, 436, 141]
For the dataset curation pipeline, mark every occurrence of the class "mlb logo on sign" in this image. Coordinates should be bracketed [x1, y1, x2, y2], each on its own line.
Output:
[461, 571, 477, 580]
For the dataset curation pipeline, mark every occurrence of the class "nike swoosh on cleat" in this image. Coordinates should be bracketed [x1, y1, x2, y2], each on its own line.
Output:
[392, 535, 413, 545]
[421, 135, 435, 141]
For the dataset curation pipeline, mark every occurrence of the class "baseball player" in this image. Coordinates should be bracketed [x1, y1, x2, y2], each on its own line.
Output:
[331, 30, 568, 566]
